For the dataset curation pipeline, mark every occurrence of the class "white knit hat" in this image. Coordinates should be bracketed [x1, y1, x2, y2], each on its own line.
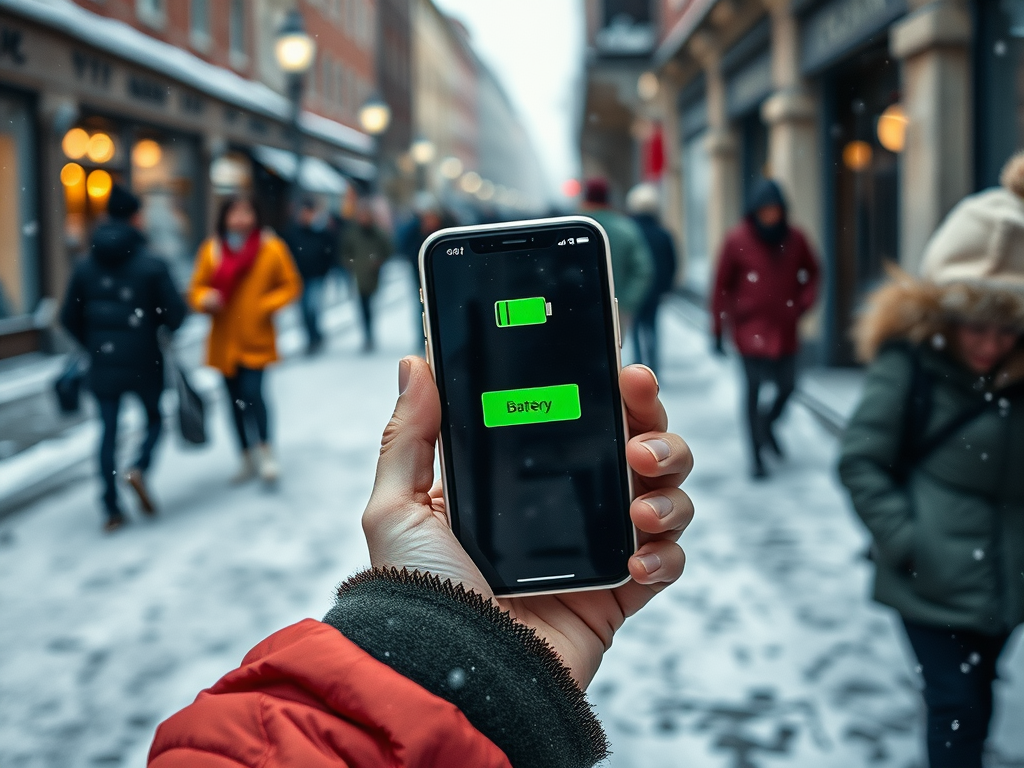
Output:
[920, 153, 1024, 297]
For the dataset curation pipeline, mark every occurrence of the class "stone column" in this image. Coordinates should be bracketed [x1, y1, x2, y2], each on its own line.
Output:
[656, 64, 687, 285]
[690, 31, 740, 265]
[892, 0, 972, 272]
[760, 0, 823, 251]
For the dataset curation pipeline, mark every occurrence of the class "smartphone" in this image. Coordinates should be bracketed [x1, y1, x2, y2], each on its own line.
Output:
[419, 216, 635, 597]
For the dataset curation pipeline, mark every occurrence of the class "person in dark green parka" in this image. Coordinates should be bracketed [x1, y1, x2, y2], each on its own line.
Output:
[839, 153, 1024, 768]
[341, 198, 392, 353]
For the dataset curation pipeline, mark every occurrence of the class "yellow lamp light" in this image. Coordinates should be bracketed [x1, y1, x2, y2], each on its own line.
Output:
[86, 169, 113, 199]
[60, 162, 85, 187]
[877, 104, 908, 153]
[132, 139, 163, 169]
[62, 128, 90, 160]
[439, 156, 463, 179]
[842, 140, 873, 172]
[87, 132, 116, 164]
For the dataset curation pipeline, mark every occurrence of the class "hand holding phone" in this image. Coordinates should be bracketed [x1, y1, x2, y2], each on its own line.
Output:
[362, 357, 694, 688]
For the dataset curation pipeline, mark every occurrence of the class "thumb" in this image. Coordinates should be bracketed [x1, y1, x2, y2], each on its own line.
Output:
[367, 356, 440, 514]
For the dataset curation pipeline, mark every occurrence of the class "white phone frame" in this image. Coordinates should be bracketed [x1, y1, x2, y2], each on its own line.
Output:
[417, 215, 638, 598]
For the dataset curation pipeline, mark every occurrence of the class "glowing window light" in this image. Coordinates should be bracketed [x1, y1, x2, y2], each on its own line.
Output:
[60, 162, 85, 187]
[86, 169, 113, 199]
[132, 139, 163, 169]
[86, 133, 116, 164]
[62, 128, 90, 160]
[877, 104, 908, 153]
[842, 140, 873, 172]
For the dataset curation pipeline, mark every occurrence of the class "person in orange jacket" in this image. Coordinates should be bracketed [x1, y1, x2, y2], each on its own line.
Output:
[148, 359, 695, 767]
[189, 197, 302, 484]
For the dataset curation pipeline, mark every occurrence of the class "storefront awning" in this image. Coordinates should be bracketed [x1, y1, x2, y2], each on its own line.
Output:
[251, 146, 349, 195]
[0, 0, 374, 157]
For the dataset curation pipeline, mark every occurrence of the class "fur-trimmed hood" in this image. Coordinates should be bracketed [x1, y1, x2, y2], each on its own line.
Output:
[853, 266, 1024, 387]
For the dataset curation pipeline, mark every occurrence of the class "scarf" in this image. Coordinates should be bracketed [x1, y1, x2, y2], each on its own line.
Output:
[210, 230, 261, 302]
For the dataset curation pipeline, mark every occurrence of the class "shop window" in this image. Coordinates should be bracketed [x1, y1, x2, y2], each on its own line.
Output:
[0, 91, 39, 319]
[229, 0, 246, 57]
[136, 0, 166, 30]
[975, 0, 1024, 188]
[827, 44, 900, 364]
[190, 0, 211, 49]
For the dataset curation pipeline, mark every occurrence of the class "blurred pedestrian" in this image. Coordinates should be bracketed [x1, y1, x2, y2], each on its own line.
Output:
[341, 197, 392, 353]
[188, 197, 302, 485]
[397, 193, 446, 344]
[580, 178, 653, 331]
[60, 184, 186, 532]
[627, 183, 678, 375]
[839, 153, 1024, 768]
[283, 197, 335, 355]
[148, 361, 693, 768]
[711, 179, 819, 478]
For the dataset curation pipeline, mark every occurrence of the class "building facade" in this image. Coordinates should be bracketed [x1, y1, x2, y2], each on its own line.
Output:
[410, 0, 547, 215]
[581, 0, 1024, 365]
[0, 0, 375, 359]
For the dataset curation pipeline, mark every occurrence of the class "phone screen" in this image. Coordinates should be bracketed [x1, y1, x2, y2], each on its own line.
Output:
[423, 219, 633, 595]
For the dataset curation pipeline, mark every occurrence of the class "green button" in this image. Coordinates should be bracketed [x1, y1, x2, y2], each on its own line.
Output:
[481, 384, 581, 428]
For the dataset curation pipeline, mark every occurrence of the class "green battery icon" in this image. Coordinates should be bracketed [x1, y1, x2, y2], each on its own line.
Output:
[494, 297, 552, 327]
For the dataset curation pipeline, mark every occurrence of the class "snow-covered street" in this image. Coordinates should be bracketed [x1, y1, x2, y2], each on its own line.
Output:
[1, 265, 1021, 767]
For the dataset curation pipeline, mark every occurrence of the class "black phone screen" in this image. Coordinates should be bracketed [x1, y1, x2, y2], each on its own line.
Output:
[423, 219, 633, 595]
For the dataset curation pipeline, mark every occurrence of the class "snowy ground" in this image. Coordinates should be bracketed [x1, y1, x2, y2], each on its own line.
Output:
[0, 264, 1021, 767]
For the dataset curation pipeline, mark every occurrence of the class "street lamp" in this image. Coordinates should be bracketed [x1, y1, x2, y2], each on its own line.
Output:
[410, 136, 435, 190]
[275, 10, 316, 207]
[358, 95, 392, 136]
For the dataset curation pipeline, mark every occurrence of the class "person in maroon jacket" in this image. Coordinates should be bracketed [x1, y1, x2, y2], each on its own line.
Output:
[710, 179, 819, 478]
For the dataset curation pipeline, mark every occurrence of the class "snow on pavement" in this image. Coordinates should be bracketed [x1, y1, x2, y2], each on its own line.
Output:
[0, 267, 1021, 767]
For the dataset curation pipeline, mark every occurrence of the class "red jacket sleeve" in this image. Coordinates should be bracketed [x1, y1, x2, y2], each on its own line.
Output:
[148, 619, 511, 768]
[710, 235, 738, 339]
[794, 230, 820, 315]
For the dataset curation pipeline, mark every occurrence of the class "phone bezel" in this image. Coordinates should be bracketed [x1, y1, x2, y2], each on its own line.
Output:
[418, 215, 637, 598]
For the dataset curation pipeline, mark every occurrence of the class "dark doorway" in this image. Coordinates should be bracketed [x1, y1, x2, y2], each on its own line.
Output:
[740, 109, 770, 209]
[825, 42, 900, 364]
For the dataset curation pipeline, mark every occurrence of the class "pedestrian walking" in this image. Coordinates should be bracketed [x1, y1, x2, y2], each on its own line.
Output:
[282, 197, 335, 355]
[839, 153, 1024, 768]
[710, 179, 819, 478]
[627, 183, 678, 375]
[581, 178, 653, 329]
[188, 197, 302, 485]
[340, 198, 391, 353]
[397, 193, 446, 344]
[59, 184, 186, 532]
[148, 361, 694, 768]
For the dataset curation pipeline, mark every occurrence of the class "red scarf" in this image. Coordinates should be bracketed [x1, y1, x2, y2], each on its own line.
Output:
[210, 230, 261, 302]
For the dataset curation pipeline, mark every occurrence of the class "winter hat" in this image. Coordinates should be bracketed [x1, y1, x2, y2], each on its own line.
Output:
[920, 156, 1024, 298]
[106, 184, 141, 220]
[626, 183, 660, 215]
[583, 178, 610, 205]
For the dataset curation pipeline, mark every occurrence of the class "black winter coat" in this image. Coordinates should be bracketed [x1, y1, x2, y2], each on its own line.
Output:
[283, 223, 336, 280]
[60, 220, 186, 397]
[633, 214, 677, 306]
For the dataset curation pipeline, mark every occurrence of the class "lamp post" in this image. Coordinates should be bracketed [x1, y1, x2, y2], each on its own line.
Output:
[410, 136, 435, 191]
[358, 94, 391, 192]
[274, 9, 316, 209]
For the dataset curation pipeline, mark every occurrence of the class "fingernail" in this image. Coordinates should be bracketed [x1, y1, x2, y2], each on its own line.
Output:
[398, 359, 411, 395]
[636, 552, 662, 574]
[640, 438, 671, 463]
[643, 495, 673, 519]
[639, 364, 659, 393]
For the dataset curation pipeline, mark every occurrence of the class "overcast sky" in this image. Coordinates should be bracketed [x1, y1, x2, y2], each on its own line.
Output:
[431, 0, 584, 200]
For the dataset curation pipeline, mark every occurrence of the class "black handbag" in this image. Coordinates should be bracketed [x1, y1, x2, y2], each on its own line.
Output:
[173, 364, 207, 445]
[54, 355, 87, 414]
